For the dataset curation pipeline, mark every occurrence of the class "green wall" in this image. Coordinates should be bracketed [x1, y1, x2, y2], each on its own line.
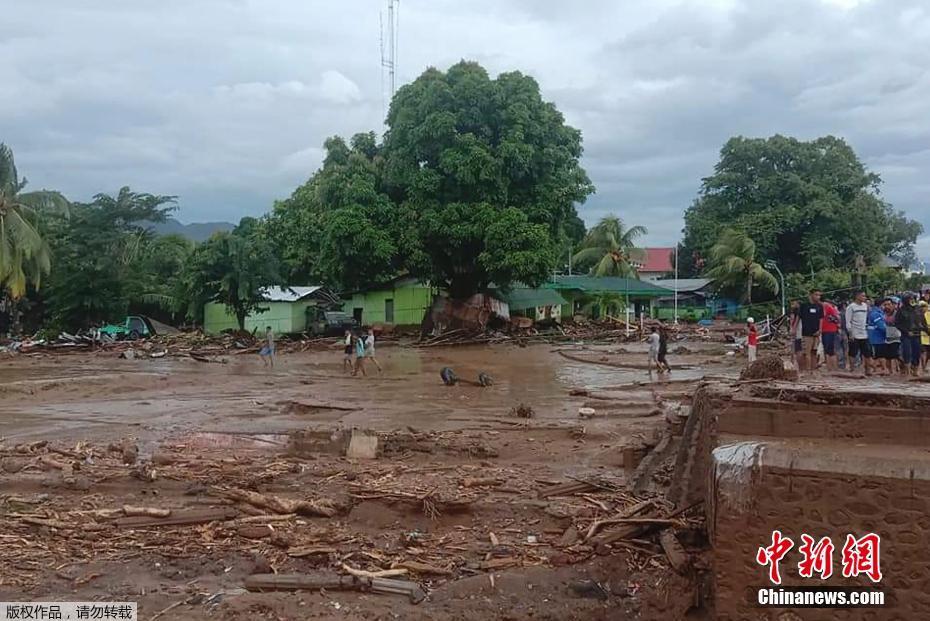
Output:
[348, 282, 434, 327]
[203, 301, 313, 335]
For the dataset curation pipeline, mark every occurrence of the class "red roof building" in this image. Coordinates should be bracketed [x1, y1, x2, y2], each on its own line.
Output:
[632, 247, 675, 280]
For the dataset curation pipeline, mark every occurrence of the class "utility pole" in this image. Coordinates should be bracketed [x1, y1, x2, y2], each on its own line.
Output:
[673, 246, 679, 325]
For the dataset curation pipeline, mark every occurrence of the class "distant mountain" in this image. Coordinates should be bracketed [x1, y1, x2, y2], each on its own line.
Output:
[147, 218, 235, 242]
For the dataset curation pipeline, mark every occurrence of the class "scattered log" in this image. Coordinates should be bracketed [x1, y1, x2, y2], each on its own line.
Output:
[21, 517, 72, 529]
[238, 525, 273, 539]
[223, 488, 338, 517]
[122, 505, 171, 518]
[38, 455, 68, 470]
[659, 529, 690, 574]
[115, 507, 237, 528]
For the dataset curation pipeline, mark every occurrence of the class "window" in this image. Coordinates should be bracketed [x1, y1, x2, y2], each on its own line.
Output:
[385, 298, 394, 324]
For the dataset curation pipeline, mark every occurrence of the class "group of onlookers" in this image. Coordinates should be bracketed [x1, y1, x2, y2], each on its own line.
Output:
[786, 288, 930, 376]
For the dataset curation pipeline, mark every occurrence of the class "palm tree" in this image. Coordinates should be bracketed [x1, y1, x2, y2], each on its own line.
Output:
[0, 143, 68, 298]
[704, 228, 778, 304]
[572, 216, 648, 278]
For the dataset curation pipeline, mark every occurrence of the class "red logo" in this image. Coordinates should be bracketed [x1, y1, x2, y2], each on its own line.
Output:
[841, 533, 882, 583]
[756, 530, 794, 585]
[757, 532, 882, 584]
[798, 534, 835, 580]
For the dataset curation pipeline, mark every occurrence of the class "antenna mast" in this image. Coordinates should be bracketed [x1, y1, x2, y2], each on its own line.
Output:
[380, 0, 399, 116]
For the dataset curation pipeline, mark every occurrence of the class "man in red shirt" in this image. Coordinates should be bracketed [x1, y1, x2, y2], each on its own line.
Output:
[821, 297, 841, 372]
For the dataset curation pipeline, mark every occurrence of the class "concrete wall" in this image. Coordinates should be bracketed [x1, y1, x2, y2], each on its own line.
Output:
[348, 283, 433, 327]
[203, 301, 311, 334]
[712, 443, 930, 620]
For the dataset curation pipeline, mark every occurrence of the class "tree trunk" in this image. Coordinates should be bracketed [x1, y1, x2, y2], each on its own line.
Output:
[236, 309, 247, 332]
[746, 273, 753, 306]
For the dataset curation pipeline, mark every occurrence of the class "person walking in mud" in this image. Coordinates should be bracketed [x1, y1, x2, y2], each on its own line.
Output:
[352, 330, 367, 377]
[342, 328, 353, 373]
[647, 326, 662, 375]
[363, 327, 383, 375]
[259, 326, 275, 368]
[657, 327, 672, 373]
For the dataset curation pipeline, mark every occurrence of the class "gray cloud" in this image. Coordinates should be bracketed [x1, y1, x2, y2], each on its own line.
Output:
[3, 0, 929, 259]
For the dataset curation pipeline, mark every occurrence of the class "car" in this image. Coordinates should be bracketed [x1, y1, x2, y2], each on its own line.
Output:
[306, 307, 356, 336]
[98, 315, 154, 340]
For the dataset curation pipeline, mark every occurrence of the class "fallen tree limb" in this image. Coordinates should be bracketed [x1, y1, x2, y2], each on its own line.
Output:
[342, 563, 408, 579]
[223, 488, 338, 518]
[115, 507, 237, 528]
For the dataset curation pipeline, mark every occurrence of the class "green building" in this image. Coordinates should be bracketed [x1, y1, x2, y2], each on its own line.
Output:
[345, 277, 437, 328]
[203, 286, 339, 335]
[546, 275, 672, 319]
[495, 286, 569, 321]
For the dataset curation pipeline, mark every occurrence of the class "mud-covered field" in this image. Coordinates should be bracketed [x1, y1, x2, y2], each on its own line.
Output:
[1, 341, 732, 620]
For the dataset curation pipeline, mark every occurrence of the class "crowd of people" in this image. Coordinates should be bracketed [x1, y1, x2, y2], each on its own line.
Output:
[786, 287, 930, 376]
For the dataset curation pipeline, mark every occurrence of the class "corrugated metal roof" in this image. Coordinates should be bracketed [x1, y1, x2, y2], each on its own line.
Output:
[652, 278, 713, 292]
[497, 287, 568, 309]
[260, 286, 323, 302]
[547, 275, 672, 297]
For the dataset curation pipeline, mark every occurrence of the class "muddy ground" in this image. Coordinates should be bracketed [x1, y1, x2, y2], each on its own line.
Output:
[1, 340, 735, 619]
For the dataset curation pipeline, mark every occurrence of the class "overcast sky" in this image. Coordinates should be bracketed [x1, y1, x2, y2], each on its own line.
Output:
[3, 0, 929, 255]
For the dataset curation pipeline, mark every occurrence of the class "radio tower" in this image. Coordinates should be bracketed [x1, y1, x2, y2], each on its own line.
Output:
[380, 0, 399, 117]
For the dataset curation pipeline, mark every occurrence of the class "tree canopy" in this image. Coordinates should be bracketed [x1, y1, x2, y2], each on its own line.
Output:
[177, 218, 281, 331]
[703, 228, 778, 304]
[0, 143, 69, 298]
[264, 61, 593, 297]
[680, 135, 922, 276]
[572, 216, 647, 277]
[44, 187, 176, 331]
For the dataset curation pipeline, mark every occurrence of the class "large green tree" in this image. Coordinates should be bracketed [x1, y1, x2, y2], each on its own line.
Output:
[704, 229, 779, 304]
[572, 216, 647, 277]
[0, 144, 68, 299]
[382, 62, 593, 297]
[681, 135, 922, 276]
[45, 187, 175, 331]
[262, 133, 398, 290]
[178, 218, 280, 330]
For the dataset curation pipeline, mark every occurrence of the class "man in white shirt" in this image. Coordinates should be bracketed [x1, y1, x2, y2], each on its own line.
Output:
[844, 290, 870, 373]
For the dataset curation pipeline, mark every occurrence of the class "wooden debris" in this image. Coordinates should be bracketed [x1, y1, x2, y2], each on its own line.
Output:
[394, 560, 453, 576]
[659, 529, 690, 574]
[287, 545, 337, 558]
[585, 499, 655, 542]
[537, 480, 598, 499]
[223, 488, 337, 518]
[342, 563, 408, 579]
[115, 507, 237, 528]
[122, 505, 171, 518]
[489, 532, 500, 546]
[245, 573, 426, 603]
[21, 517, 72, 529]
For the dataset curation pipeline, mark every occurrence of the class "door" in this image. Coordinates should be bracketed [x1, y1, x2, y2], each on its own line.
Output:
[353, 307, 363, 326]
[384, 298, 395, 324]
